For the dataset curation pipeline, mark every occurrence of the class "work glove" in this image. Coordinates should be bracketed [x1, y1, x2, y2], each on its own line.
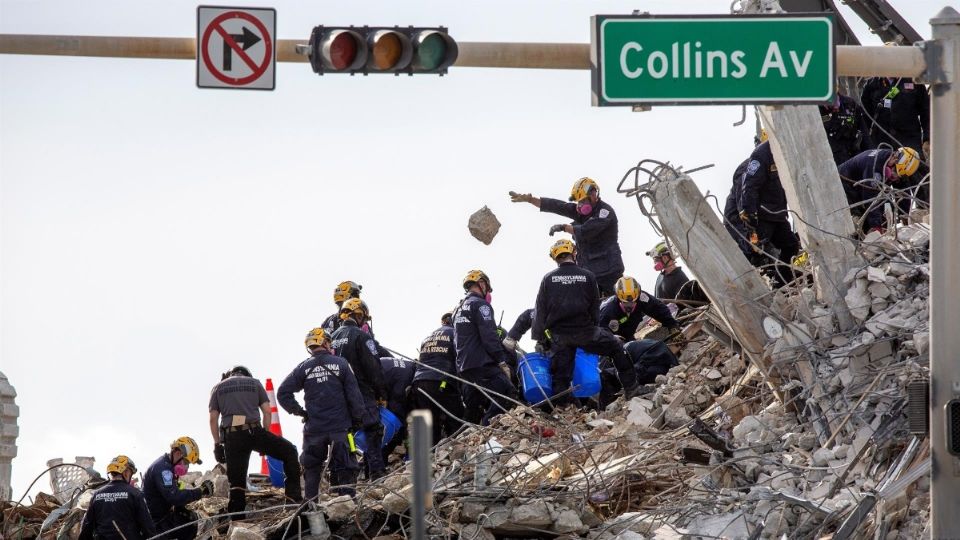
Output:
[509, 191, 533, 203]
[502, 337, 517, 352]
[200, 480, 214, 498]
[665, 326, 683, 344]
[535, 341, 550, 355]
[549, 224, 566, 236]
[213, 444, 226, 464]
[498, 362, 512, 381]
[922, 140, 930, 160]
[377, 398, 388, 409]
[739, 210, 758, 228]
[296, 410, 309, 424]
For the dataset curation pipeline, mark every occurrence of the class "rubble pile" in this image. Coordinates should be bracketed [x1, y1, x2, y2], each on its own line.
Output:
[4, 223, 932, 539]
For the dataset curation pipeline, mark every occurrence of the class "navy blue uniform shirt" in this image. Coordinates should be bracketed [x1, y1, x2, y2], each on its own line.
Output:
[277, 349, 366, 433]
[414, 324, 457, 383]
[739, 142, 788, 223]
[142, 454, 201, 521]
[79, 479, 156, 540]
[532, 261, 599, 341]
[539, 198, 625, 283]
[379, 357, 415, 419]
[453, 292, 509, 375]
[598, 294, 678, 341]
[331, 319, 387, 401]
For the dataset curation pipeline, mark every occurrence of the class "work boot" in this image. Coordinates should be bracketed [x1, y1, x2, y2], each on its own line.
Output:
[622, 382, 642, 401]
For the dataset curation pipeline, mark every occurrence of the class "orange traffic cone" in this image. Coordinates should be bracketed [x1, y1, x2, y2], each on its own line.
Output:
[261, 378, 286, 487]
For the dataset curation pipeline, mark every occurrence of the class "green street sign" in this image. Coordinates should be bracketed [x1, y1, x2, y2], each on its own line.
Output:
[591, 14, 835, 106]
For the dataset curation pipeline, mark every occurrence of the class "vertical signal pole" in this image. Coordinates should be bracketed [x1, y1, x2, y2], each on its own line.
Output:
[930, 6, 960, 538]
[409, 410, 433, 540]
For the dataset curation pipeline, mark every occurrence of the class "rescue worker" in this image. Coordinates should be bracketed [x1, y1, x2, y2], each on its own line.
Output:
[598, 340, 679, 407]
[598, 276, 679, 343]
[379, 355, 415, 460]
[820, 90, 873, 165]
[837, 147, 922, 233]
[735, 141, 801, 287]
[330, 298, 388, 480]
[79, 456, 156, 540]
[143, 437, 213, 539]
[412, 311, 465, 443]
[646, 243, 708, 305]
[277, 328, 365, 499]
[208, 366, 301, 518]
[861, 76, 930, 158]
[502, 308, 535, 352]
[509, 177, 624, 296]
[321, 281, 363, 335]
[532, 239, 641, 405]
[453, 270, 516, 425]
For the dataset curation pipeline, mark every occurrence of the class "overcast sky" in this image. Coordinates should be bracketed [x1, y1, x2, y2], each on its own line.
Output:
[0, 0, 942, 499]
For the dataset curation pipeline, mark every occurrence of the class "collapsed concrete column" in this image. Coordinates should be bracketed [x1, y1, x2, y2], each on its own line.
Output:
[0, 371, 18, 501]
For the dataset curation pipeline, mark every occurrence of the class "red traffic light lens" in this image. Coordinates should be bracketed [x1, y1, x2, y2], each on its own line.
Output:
[329, 32, 360, 70]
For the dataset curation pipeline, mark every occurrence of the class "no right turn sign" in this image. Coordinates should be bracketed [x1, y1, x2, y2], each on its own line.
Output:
[197, 6, 276, 90]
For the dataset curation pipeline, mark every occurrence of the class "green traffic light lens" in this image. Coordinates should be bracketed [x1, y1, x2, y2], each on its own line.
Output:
[417, 33, 447, 71]
[329, 32, 359, 70]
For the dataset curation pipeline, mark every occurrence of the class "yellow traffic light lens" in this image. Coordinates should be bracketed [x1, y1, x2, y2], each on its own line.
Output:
[417, 33, 447, 70]
[329, 32, 359, 70]
[373, 33, 403, 70]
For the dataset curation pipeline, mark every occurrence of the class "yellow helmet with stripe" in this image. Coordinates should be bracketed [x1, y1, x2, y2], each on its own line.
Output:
[462, 270, 492, 292]
[549, 238, 576, 260]
[615, 276, 642, 303]
[171, 436, 202, 464]
[333, 281, 362, 304]
[339, 298, 369, 321]
[646, 241, 671, 258]
[106, 455, 137, 476]
[305, 327, 330, 350]
[569, 177, 598, 202]
[894, 147, 920, 177]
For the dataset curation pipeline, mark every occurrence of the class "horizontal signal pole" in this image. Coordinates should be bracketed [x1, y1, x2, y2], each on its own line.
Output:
[0, 33, 927, 77]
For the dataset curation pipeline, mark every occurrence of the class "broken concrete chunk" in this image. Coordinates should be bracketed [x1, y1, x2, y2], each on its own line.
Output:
[468, 206, 501, 245]
[228, 525, 265, 540]
[322, 495, 356, 522]
[813, 447, 833, 467]
[551, 509, 585, 534]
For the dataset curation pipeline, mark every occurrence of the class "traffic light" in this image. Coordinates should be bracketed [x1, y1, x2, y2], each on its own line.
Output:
[307, 26, 458, 75]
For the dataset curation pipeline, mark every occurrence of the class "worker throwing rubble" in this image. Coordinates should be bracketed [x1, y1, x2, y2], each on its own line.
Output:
[532, 239, 642, 404]
[331, 298, 389, 480]
[278, 328, 365, 498]
[79, 455, 156, 540]
[453, 270, 517, 425]
[838, 146, 921, 233]
[143, 437, 213, 540]
[322, 280, 363, 335]
[598, 276, 679, 343]
[208, 366, 302, 519]
[510, 177, 624, 296]
[412, 310, 465, 443]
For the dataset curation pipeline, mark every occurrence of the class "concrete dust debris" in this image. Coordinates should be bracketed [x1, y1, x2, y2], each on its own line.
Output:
[467, 205, 501, 245]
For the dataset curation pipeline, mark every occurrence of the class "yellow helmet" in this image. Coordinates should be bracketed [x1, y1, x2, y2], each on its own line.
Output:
[106, 455, 137, 476]
[894, 147, 921, 177]
[550, 238, 576, 260]
[646, 241, 671, 258]
[462, 270, 492, 292]
[569, 177, 598, 202]
[305, 327, 330, 350]
[333, 281, 362, 304]
[615, 276, 642, 303]
[339, 297, 369, 321]
[171, 436, 202, 465]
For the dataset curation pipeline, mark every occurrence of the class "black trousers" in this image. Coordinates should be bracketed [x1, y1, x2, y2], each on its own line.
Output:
[224, 427, 301, 515]
[596, 273, 620, 298]
[551, 327, 637, 401]
[302, 431, 358, 499]
[359, 398, 385, 479]
[461, 368, 516, 425]
[754, 220, 800, 287]
[154, 508, 198, 540]
[411, 379, 465, 444]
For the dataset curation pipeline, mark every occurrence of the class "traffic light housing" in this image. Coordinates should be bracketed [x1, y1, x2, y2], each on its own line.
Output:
[308, 26, 458, 75]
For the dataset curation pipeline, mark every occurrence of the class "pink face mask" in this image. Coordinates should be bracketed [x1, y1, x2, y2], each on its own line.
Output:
[173, 463, 188, 477]
[883, 165, 898, 182]
[360, 323, 371, 334]
[620, 302, 636, 314]
[484, 292, 493, 304]
[653, 260, 665, 272]
[577, 202, 593, 216]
